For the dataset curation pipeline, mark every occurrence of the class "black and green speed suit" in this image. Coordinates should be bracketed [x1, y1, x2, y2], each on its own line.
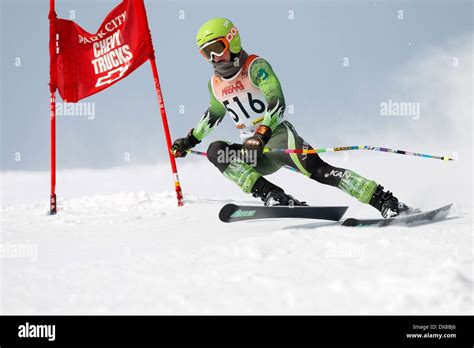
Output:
[189, 54, 379, 205]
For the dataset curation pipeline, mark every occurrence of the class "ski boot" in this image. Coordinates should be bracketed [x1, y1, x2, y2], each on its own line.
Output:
[251, 177, 307, 207]
[369, 185, 419, 218]
[264, 188, 307, 207]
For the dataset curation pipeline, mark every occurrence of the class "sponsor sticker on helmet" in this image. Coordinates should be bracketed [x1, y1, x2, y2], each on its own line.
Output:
[226, 26, 238, 42]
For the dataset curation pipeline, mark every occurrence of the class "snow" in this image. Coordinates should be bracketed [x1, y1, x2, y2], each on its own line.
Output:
[1, 162, 472, 314]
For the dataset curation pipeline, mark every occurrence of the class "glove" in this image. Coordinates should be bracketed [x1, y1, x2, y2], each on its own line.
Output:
[243, 125, 272, 156]
[172, 129, 201, 158]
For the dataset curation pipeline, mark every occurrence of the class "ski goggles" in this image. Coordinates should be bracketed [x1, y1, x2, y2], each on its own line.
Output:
[199, 37, 229, 61]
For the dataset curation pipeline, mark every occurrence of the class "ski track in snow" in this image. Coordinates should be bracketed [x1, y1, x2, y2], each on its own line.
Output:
[1, 189, 472, 314]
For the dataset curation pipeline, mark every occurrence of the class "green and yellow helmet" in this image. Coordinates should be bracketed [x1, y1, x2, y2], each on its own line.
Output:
[196, 18, 242, 60]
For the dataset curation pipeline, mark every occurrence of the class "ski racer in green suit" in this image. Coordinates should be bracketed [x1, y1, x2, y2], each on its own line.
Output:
[172, 17, 414, 218]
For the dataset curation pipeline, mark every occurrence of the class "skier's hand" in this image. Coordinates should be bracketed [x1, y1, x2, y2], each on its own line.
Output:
[171, 129, 200, 158]
[171, 138, 189, 158]
[244, 125, 272, 156]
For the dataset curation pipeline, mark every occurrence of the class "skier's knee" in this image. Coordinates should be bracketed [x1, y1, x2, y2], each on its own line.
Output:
[310, 164, 344, 186]
[207, 141, 230, 171]
[305, 155, 338, 185]
[207, 141, 227, 165]
[310, 167, 328, 184]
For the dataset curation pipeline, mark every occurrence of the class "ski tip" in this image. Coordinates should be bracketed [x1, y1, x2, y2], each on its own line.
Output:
[434, 203, 453, 218]
[443, 203, 454, 210]
[218, 204, 237, 223]
[342, 203, 454, 228]
[341, 218, 359, 227]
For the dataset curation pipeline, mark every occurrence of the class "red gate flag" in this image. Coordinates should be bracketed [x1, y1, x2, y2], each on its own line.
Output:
[53, 0, 154, 102]
[48, 0, 184, 214]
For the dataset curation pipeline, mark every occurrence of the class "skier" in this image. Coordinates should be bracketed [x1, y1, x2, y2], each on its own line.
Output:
[172, 17, 414, 218]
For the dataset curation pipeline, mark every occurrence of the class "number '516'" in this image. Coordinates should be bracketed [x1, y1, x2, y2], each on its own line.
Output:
[223, 92, 265, 122]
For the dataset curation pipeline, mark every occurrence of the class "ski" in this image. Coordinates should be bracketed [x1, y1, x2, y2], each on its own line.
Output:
[219, 204, 349, 223]
[341, 203, 453, 227]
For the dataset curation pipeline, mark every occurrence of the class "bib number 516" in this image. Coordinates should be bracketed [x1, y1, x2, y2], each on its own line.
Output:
[223, 92, 265, 123]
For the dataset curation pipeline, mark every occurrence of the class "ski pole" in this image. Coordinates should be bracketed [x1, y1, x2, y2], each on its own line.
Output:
[188, 150, 207, 157]
[186, 150, 303, 174]
[263, 146, 454, 161]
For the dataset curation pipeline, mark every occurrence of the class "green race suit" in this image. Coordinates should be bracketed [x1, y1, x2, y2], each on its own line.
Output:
[195, 54, 379, 203]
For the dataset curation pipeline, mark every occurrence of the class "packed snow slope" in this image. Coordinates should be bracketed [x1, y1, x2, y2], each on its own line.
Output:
[1, 156, 472, 314]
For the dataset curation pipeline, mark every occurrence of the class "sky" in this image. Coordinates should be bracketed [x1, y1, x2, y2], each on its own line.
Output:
[0, 0, 472, 171]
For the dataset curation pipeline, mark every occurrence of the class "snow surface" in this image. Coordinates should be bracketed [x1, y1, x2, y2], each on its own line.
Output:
[1, 160, 472, 314]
